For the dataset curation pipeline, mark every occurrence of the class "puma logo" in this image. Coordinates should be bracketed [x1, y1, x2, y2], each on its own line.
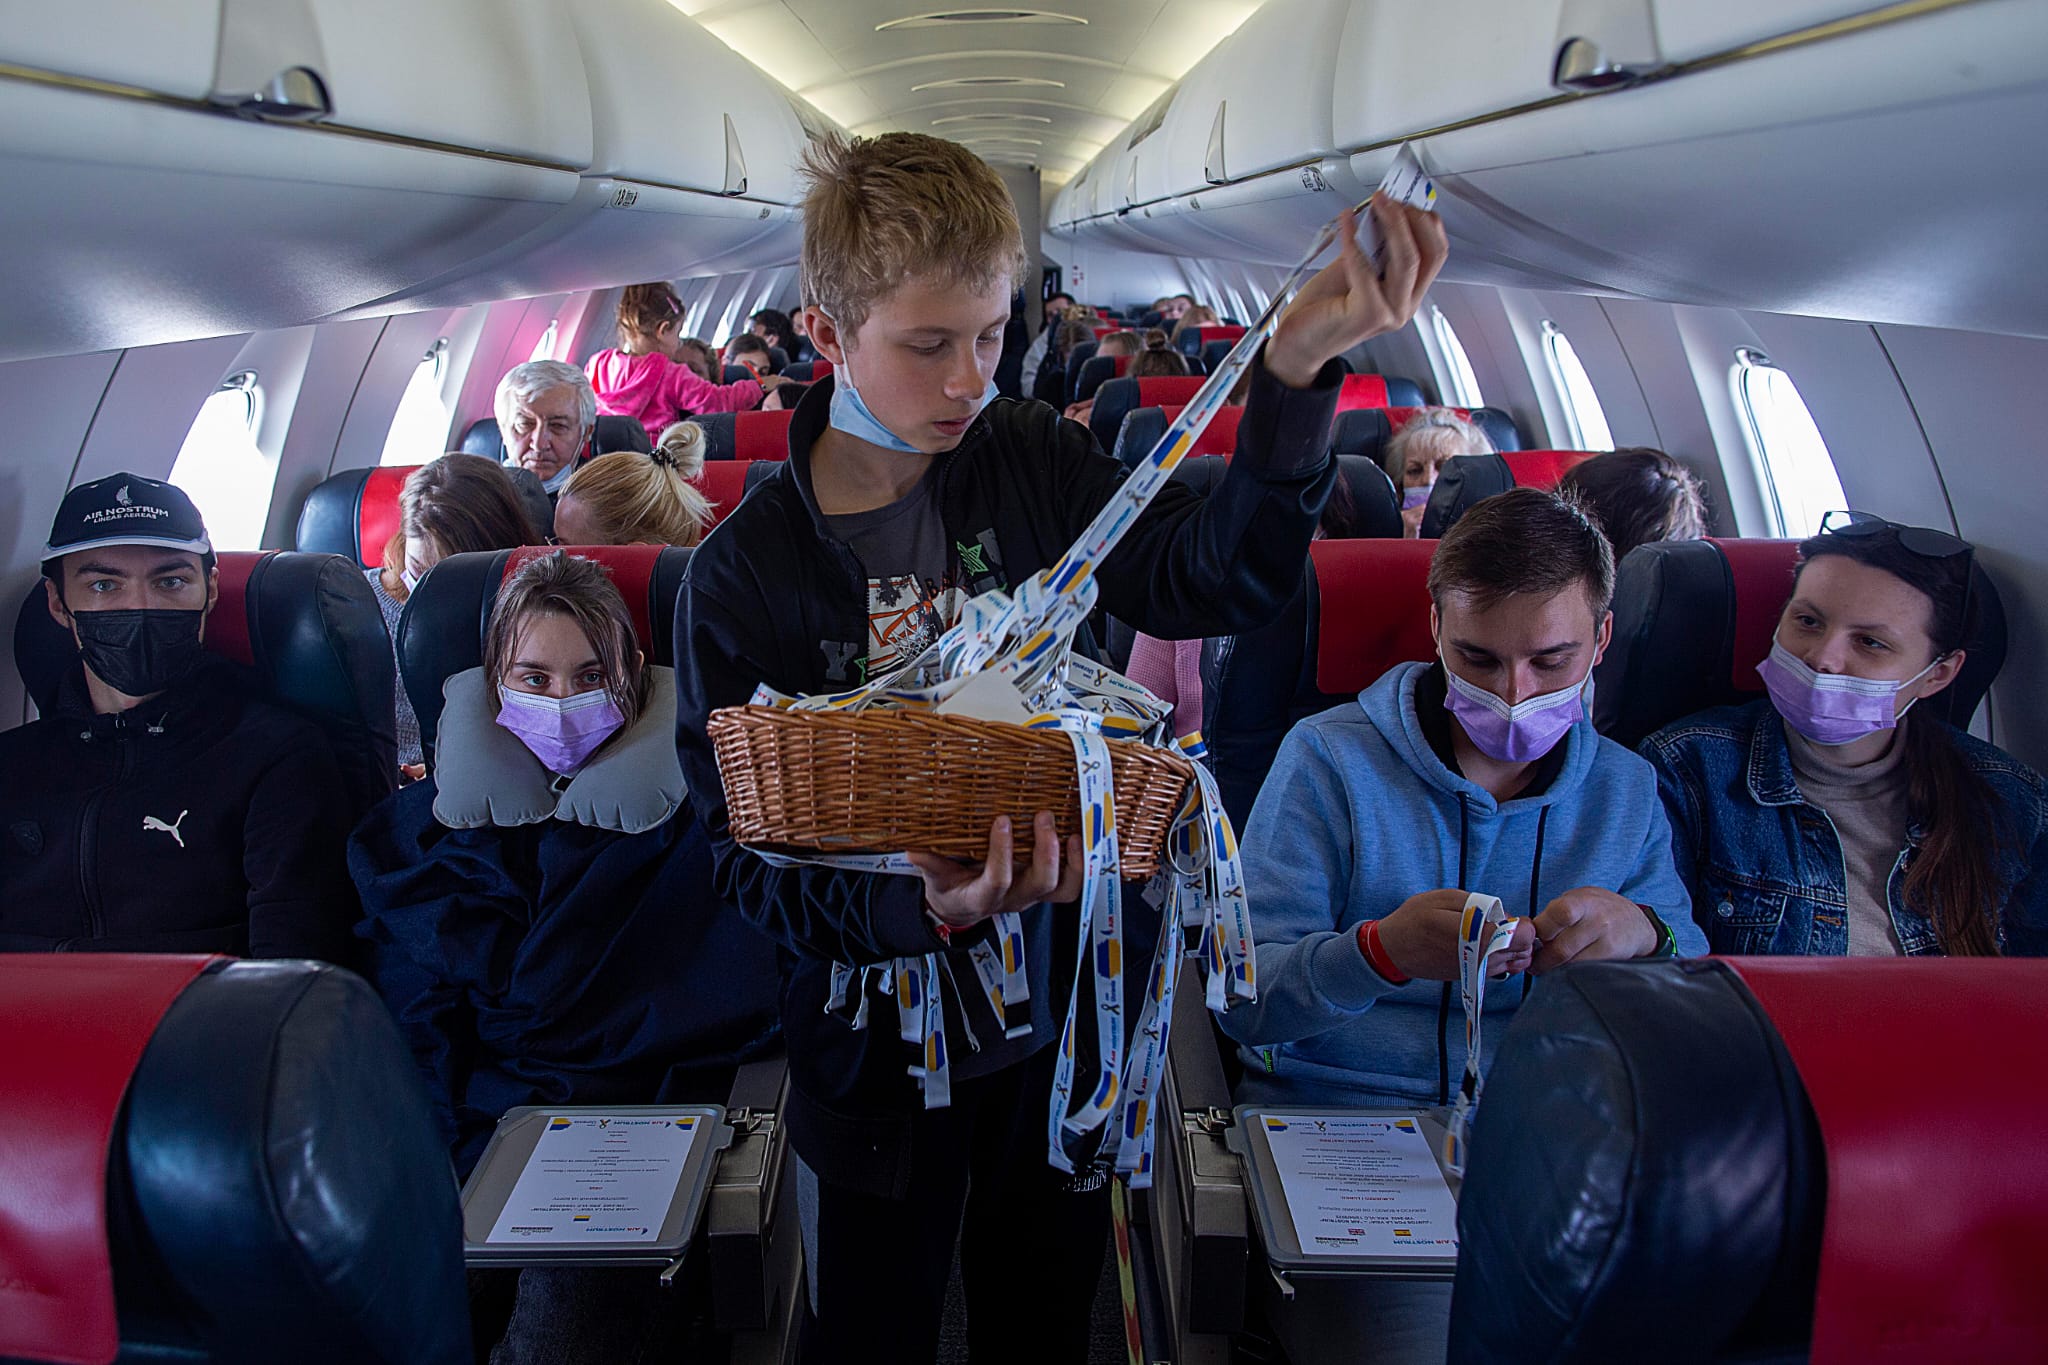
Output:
[142, 810, 189, 848]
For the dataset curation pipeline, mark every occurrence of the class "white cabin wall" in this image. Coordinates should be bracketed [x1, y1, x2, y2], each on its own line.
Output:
[1865, 325, 2048, 769]
[0, 352, 123, 726]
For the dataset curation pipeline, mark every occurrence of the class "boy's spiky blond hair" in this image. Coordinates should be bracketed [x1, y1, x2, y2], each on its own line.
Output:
[799, 133, 1028, 334]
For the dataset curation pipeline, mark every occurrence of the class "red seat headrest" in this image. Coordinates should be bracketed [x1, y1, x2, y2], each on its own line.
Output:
[811, 358, 833, 377]
[1725, 958, 2048, 1363]
[1112, 354, 1131, 378]
[1134, 376, 1205, 408]
[1335, 374, 1390, 413]
[1502, 448, 1599, 490]
[398, 544, 692, 763]
[499, 544, 668, 656]
[0, 953, 218, 1365]
[1157, 404, 1247, 458]
[1312, 539, 1439, 695]
[355, 466, 414, 570]
[695, 460, 760, 531]
[1196, 325, 1247, 346]
[732, 409, 794, 461]
[1713, 537, 1801, 692]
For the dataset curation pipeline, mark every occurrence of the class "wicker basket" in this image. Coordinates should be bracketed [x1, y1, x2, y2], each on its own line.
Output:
[707, 705, 1196, 879]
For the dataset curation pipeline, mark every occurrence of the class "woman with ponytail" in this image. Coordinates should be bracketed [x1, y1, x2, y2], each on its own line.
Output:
[1643, 512, 2046, 956]
[1127, 328, 1190, 379]
[585, 282, 775, 441]
[551, 422, 714, 548]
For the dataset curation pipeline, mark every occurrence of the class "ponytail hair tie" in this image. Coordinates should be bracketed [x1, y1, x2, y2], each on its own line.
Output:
[649, 446, 679, 469]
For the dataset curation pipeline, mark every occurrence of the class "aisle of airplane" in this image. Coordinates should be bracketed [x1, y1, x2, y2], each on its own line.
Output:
[3, 1, 2046, 1362]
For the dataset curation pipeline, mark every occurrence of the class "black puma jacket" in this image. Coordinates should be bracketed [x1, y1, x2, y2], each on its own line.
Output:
[0, 658, 359, 965]
[676, 354, 1341, 1195]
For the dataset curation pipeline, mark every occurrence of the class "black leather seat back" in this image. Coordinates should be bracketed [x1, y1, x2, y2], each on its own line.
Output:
[1596, 537, 2007, 748]
[399, 544, 691, 763]
[1450, 959, 1823, 1365]
[1203, 537, 1436, 828]
[294, 463, 553, 567]
[14, 549, 396, 819]
[1063, 339, 1101, 404]
[1419, 448, 1599, 539]
[114, 959, 471, 1364]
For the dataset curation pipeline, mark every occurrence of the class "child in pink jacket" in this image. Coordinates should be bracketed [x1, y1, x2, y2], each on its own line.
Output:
[587, 282, 772, 441]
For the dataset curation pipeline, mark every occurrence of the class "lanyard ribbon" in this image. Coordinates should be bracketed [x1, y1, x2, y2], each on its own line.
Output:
[736, 147, 1438, 1185]
[1443, 892, 1521, 1176]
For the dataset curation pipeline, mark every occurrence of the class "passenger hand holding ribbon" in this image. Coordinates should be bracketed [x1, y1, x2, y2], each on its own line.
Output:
[727, 147, 1442, 1186]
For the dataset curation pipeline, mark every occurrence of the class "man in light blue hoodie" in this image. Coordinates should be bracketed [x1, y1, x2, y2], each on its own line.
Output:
[1221, 487, 1704, 1365]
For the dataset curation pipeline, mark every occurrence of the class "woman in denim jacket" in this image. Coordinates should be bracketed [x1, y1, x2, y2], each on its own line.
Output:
[1642, 514, 2047, 957]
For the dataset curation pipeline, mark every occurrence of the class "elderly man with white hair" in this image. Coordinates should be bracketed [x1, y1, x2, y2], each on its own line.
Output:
[495, 359, 597, 495]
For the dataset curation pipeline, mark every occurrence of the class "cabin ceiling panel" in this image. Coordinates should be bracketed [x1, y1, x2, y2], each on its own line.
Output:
[670, 0, 1260, 181]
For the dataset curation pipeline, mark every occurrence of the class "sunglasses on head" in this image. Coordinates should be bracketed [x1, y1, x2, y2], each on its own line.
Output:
[1818, 510, 1971, 561]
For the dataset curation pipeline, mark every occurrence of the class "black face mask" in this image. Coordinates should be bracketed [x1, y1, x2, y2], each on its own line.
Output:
[68, 608, 208, 697]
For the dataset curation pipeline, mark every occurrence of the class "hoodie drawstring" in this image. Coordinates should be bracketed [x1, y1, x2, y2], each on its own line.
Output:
[1523, 804, 1549, 1004]
[1438, 795, 1470, 1107]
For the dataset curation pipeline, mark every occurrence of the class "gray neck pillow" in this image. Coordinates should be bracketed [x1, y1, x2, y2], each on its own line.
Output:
[431, 665, 684, 835]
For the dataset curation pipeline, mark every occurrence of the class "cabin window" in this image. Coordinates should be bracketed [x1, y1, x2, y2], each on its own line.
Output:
[1541, 320, 1613, 451]
[168, 372, 273, 551]
[1733, 348, 1846, 538]
[1430, 306, 1484, 407]
[529, 319, 559, 363]
[380, 339, 452, 467]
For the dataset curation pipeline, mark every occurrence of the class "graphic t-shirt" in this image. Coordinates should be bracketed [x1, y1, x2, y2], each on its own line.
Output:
[822, 463, 966, 685]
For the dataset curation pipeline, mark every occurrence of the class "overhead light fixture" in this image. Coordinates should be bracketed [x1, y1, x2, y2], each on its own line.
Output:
[912, 76, 1065, 91]
[932, 113, 1055, 126]
[959, 135, 1046, 146]
[878, 10, 1086, 30]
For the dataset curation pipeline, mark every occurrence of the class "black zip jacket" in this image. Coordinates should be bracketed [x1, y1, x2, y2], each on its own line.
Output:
[676, 355, 1341, 1195]
[0, 658, 359, 965]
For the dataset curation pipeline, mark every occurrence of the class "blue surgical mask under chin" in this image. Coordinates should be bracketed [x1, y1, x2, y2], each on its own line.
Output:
[825, 340, 997, 456]
[540, 461, 576, 495]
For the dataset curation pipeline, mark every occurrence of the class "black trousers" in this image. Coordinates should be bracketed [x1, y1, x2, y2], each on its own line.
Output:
[796, 1042, 1112, 1364]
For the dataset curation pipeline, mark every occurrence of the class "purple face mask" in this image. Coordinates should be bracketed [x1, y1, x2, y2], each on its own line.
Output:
[1402, 483, 1433, 511]
[496, 684, 625, 774]
[1757, 638, 1942, 746]
[1441, 656, 1590, 763]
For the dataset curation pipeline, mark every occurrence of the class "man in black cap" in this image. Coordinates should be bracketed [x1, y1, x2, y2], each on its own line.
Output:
[0, 473, 358, 963]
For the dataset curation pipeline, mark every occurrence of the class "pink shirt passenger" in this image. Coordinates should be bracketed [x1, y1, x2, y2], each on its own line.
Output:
[1127, 633, 1204, 740]
[586, 349, 763, 442]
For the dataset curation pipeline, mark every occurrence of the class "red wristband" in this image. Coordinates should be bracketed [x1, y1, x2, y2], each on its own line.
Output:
[1358, 919, 1410, 986]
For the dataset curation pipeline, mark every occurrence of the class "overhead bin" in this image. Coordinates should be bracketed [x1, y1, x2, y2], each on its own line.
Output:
[0, 77, 579, 362]
[565, 0, 808, 203]
[0, 0, 822, 360]
[0, 0, 222, 99]
[1054, 0, 2048, 337]
[295, 0, 594, 167]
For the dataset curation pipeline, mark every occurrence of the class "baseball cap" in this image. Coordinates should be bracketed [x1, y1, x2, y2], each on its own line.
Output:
[41, 472, 212, 575]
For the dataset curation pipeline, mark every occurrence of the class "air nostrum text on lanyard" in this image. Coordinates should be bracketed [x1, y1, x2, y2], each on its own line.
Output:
[737, 148, 1439, 1187]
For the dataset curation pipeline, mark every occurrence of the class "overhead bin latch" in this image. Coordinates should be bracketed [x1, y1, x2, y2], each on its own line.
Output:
[1203, 102, 1228, 186]
[1552, 0, 1663, 91]
[210, 0, 332, 121]
[722, 113, 750, 197]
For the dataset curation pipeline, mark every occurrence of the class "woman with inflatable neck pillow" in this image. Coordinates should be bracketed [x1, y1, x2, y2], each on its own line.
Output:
[1385, 409, 1493, 538]
[1643, 513, 2048, 959]
[347, 549, 782, 1350]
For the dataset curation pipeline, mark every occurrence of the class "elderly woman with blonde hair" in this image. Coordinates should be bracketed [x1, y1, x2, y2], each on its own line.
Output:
[1384, 408, 1495, 537]
[551, 421, 714, 548]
